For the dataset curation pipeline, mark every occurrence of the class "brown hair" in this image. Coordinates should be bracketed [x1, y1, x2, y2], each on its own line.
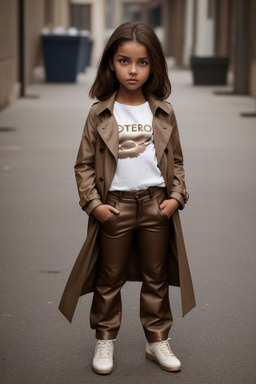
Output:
[89, 22, 171, 101]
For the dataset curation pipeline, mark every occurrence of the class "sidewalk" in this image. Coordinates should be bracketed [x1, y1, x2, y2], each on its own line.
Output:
[1, 69, 256, 384]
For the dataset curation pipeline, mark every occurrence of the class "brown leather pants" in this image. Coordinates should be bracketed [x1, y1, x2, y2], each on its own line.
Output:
[90, 187, 173, 342]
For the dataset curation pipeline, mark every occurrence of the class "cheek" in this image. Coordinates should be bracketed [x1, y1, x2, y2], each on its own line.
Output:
[143, 67, 151, 79]
[116, 67, 126, 78]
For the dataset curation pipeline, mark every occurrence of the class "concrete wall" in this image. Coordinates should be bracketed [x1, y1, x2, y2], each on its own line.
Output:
[24, 0, 70, 84]
[71, 0, 106, 66]
[249, 0, 256, 99]
[24, 0, 46, 84]
[194, 0, 215, 56]
[0, 0, 71, 110]
[0, 0, 19, 109]
[52, 0, 70, 29]
[183, 0, 195, 67]
[163, 0, 185, 66]
[215, 0, 232, 56]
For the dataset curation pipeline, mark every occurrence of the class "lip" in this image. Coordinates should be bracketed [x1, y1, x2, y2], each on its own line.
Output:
[127, 79, 138, 84]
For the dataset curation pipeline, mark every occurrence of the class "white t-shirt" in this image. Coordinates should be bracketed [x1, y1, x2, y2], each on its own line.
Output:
[109, 101, 166, 191]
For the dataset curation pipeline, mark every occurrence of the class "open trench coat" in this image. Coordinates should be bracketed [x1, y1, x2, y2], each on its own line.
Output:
[59, 93, 196, 323]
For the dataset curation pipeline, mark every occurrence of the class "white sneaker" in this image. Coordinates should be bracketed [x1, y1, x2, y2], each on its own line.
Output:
[92, 340, 114, 375]
[146, 339, 182, 372]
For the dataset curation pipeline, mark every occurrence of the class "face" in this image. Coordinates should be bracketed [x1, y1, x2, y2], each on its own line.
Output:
[109, 41, 151, 95]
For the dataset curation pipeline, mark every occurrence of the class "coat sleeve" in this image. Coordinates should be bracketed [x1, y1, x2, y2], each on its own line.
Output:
[169, 109, 189, 210]
[74, 106, 103, 215]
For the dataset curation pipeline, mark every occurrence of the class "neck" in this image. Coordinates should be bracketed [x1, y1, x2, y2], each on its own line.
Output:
[115, 88, 147, 106]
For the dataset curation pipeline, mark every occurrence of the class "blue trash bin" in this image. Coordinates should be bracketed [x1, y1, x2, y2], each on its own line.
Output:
[42, 34, 81, 82]
[77, 37, 93, 73]
[85, 39, 93, 68]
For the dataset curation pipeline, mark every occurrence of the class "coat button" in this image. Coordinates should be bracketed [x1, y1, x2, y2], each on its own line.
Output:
[99, 177, 104, 182]
[164, 148, 168, 154]
[99, 147, 104, 153]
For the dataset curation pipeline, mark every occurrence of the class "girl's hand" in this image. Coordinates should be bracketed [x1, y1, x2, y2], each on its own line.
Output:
[160, 198, 180, 219]
[91, 204, 120, 223]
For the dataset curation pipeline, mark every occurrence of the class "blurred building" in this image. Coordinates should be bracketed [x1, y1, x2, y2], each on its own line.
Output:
[0, 0, 255, 110]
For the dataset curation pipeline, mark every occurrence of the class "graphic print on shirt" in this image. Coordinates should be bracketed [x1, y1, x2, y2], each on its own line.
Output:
[117, 123, 153, 159]
[109, 101, 166, 191]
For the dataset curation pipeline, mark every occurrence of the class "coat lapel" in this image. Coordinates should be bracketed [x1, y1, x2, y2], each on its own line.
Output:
[97, 115, 119, 162]
[148, 96, 174, 165]
[95, 93, 119, 162]
[153, 115, 173, 165]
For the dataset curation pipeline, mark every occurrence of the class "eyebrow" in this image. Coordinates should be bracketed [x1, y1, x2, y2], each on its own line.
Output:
[117, 54, 149, 60]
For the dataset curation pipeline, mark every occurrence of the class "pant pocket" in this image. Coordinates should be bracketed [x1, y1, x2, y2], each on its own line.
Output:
[101, 199, 119, 226]
[102, 211, 114, 224]
[153, 190, 169, 222]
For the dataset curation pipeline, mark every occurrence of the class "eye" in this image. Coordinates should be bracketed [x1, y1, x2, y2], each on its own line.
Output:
[119, 59, 128, 64]
[139, 60, 149, 66]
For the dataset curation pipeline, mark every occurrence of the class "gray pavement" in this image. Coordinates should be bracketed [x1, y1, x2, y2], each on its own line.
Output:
[1, 68, 256, 384]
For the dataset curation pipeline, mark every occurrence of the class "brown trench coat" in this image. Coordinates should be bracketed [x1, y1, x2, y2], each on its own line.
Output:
[59, 93, 196, 322]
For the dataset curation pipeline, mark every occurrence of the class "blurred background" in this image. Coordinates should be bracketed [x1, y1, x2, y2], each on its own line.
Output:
[1, 0, 256, 109]
[1, 2, 256, 384]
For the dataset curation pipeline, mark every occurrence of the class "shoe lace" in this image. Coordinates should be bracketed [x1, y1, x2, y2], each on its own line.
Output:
[97, 341, 113, 359]
[156, 339, 175, 357]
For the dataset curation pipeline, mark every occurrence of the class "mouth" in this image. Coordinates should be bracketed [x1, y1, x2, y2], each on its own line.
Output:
[127, 79, 138, 84]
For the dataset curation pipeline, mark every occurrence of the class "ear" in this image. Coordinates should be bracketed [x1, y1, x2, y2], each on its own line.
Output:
[109, 60, 114, 71]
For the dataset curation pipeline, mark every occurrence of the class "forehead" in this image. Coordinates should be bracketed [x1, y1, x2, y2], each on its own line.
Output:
[115, 41, 149, 58]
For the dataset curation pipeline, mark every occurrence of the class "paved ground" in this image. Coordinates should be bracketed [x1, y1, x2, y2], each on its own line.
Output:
[0, 68, 256, 384]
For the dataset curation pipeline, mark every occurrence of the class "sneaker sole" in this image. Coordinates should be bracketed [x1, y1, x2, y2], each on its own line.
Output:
[92, 365, 113, 375]
[146, 352, 182, 372]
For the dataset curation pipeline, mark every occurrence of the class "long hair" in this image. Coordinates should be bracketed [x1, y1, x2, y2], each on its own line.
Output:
[89, 22, 171, 101]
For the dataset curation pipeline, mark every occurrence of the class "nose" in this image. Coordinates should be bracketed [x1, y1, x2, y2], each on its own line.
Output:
[129, 63, 137, 75]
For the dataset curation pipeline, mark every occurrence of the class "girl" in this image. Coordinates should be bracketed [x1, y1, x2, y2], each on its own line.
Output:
[59, 22, 195, 375]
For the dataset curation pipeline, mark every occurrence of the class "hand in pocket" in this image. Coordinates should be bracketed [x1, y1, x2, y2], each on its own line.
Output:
[159, 198, 180, 219]
[91, 204, 120, 223]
